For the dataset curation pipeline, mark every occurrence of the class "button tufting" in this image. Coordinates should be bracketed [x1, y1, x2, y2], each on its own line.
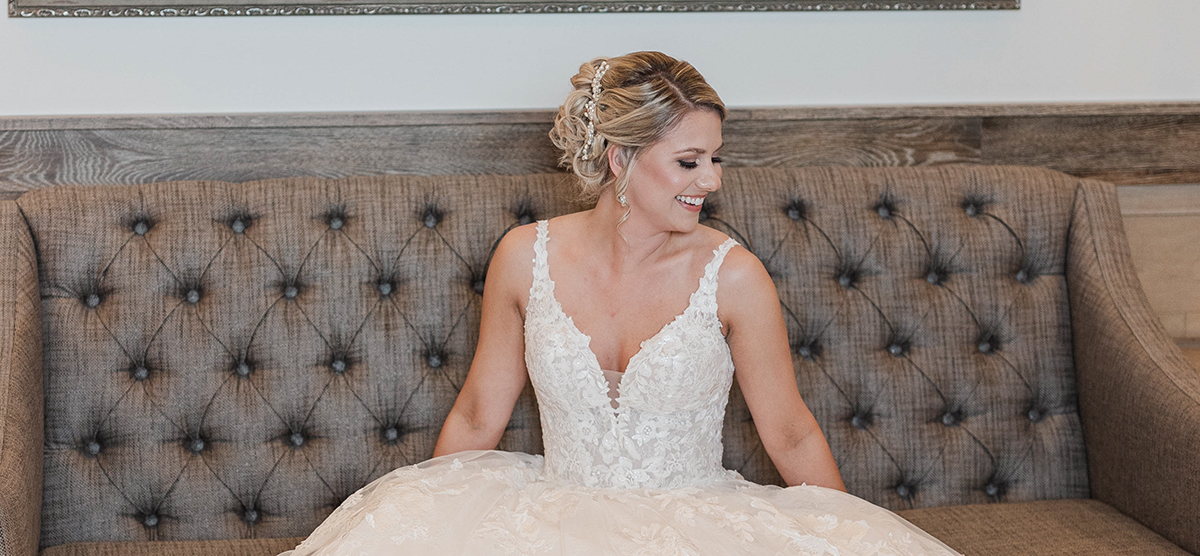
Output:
[131, 366, 149, 381]
[877, 206, 891, 218]
[783, 199, 806, 221]
[1028, 408, 1044, 422]
[133, 221, 150, 235]
[288, 432, 305, 447]
[427, 353, 443, 368]
[331, 359, 347, 374]
[236, 362, 251, 377]
[85, 440, 102, 457]
[963, 203, 980, 216]
[377, 281, 393, 297]
[142, 514, 159, 528]
[978, 341, 993, 354]
[85, 294, 101, 308]
[242, 509, 259, 524]
[985, 482, 1004, 498]
[888, 343, 906, 357]
[837, 274, 853, 288]
[796, 345, 814, 360]
[472, 278, 486, 295]
[895, 483, 914, 499]
[231, 219, 247, 234]
[284, 285, 298, 299]
[926, 271, 943, 285]
[850, 414, 871, 430]
[383, 426, 400, 443]
[329, 217, 344, 230]
[422, 206, 443, 228]
[941, 411, 961, 426]
[186, 289, 201, 304]
[188, 438, 205, 453]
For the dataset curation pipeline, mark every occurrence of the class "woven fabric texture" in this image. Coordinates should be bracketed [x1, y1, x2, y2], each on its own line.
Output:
[0, 201, 44, 556]
[18, 166, 1098, 546]
[1068, 179, 1200, 553]
[896, 499, 1191, 556]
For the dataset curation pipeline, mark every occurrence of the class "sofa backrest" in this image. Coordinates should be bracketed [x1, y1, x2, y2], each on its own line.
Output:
[19, 166, 1089, 546]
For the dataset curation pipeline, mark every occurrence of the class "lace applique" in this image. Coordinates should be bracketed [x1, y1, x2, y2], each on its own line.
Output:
[524, 220, 739, 489]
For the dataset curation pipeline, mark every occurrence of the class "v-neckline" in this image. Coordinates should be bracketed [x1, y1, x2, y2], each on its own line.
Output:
[540, 221, 714, 409]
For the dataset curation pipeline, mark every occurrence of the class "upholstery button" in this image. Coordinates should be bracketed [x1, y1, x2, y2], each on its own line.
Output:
[784, 199, 806, 221]
[422, 206, 443, 228]
[142, 514, 159, 528]
[186, 289, 201, 304]
[85, 440, 102, 457]
[926, 271, 942, 285]
[517, 212, 535, 226]
[85, 294, 101, 308]
[888, 343, 905, 357]
[377, 281, 393, 297]
[132, 366, 149, 381]
[231, 219, 246, 234]
[796, 345, 813, 360]
[188, 438, 205, 453]
[1028, 408, 1044, 422]
[1015, 269, 1028, 283]
[963, 203, 980, 216]
[289, 432, 305, 447]
[242, 509, 259, 524]
[472, 279, 486, 295]
[985, 482, 1003, 498]
[427, 353, 443, 368]
[329, 217, 344, 230]
[850, 414, 871, 430]
[837, 274, 853, 288]
[941, 411, 960, 426]
[331, 359, 347, 374]
[978, 341, 993, 354]
[284, 285, 298, 299]
[383, 426, 400, 444]
[895, 483, 914, 499]
[236, 362, 251, 377]
[877, 206, 891, 218]
[133, 221, 150, 235]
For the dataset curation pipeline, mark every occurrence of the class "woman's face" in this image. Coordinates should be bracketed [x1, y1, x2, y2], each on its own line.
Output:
[617, 109, 724, 233]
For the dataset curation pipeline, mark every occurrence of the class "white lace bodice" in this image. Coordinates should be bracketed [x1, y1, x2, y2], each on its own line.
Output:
[523, 220, 740, 489]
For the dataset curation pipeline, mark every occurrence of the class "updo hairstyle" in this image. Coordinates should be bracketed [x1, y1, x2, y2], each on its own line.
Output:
[549, 51, 727, 203]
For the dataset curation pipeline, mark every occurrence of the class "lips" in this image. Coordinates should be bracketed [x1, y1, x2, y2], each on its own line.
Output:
[676, 195, 704, 212]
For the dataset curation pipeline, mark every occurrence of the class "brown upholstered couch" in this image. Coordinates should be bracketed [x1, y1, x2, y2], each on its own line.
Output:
[0, 166, 1196, 556]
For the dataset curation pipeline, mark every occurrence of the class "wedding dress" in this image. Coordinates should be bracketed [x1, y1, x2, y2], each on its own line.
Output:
[282, 220, 963, 556]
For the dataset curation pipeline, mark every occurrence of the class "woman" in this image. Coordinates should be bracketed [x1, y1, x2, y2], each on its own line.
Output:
[283, 51, 962, 556]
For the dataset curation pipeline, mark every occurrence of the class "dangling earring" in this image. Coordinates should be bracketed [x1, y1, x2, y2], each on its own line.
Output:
[617, 193, 627, 207]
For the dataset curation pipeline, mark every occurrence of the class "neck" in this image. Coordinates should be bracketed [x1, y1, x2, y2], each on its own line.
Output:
[584, 192, 680, 271]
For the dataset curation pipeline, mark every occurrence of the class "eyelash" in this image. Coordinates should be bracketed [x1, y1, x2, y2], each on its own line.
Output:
[679, 157, 722, 169]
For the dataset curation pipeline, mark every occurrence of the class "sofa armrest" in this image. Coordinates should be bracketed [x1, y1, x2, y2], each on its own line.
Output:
[0, 200, 42, 556]
[1068, 178, 1200, 554]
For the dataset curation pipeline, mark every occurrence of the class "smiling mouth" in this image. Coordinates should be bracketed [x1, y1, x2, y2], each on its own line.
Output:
[676, 195, 705, 206]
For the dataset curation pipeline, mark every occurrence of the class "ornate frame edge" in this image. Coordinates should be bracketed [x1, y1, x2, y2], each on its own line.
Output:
[9, 0, 1017, 17]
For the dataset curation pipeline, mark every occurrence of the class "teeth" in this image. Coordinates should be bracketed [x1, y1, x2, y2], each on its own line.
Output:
[676, 195, 704, 206]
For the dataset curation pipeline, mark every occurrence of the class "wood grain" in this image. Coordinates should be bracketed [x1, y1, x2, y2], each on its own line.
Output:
[982, 114, 1200, 185]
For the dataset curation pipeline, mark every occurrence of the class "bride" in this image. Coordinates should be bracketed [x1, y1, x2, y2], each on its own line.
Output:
[282, 51, 963, 556]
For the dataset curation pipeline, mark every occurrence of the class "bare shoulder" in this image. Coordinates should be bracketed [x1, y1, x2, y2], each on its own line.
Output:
[488, 222, 540, 306]
[714, 241, 780, 330]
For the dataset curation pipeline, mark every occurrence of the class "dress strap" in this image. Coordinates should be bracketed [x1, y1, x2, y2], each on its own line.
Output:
[528, 220, 553, 302]
[693, 238, 739, 317]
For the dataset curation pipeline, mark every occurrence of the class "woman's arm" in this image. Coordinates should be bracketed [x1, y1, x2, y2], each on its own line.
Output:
[720, 247, 847, 492]
[432, 225, 536, 457]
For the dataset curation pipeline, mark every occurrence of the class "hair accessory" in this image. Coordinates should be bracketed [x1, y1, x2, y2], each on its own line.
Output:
[579, 61, 610, 161]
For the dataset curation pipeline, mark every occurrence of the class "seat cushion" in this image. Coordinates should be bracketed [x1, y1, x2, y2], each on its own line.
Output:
[896, 499, 1190, 555]
[41, 538, 304, 556]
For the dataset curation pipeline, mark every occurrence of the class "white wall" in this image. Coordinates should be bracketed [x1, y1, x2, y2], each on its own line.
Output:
[2, 0, 1199, 116]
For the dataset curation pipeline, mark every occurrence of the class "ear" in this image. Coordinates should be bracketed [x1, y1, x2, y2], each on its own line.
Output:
[606, 146, 627, 178]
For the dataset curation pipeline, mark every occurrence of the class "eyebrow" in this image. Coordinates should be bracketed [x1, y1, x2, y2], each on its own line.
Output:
[675, 143, 725, 155]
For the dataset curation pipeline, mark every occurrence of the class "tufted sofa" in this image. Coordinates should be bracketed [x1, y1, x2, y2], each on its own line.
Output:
[0, 166, 1197, 556]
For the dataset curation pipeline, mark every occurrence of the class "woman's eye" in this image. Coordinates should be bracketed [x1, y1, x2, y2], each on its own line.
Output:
[678, 161, 698, 169]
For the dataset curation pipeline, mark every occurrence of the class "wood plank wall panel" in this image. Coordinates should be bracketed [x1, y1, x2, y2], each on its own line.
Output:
[3, 103, 1197, 195]
[983, 114, 1200, 185]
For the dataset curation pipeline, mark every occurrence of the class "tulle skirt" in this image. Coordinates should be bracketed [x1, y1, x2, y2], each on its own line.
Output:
[281, 450, 962, 556]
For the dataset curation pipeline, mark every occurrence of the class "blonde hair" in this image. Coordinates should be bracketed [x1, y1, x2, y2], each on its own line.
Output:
[549, 51, 727, 206]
